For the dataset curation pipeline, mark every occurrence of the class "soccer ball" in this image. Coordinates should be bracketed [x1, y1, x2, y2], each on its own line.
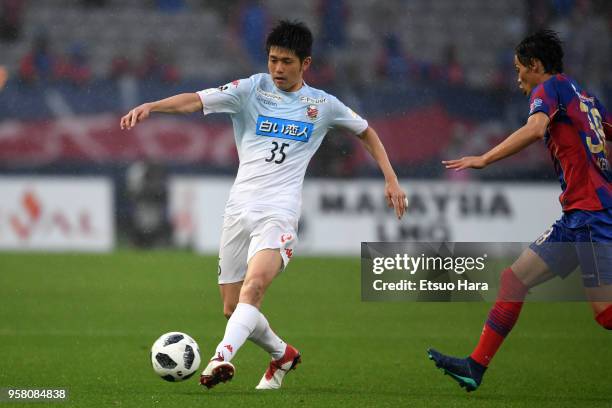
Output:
[150, 332, 201, 382]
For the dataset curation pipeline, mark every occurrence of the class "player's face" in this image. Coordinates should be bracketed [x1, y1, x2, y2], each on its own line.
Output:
[268, 46, 311, 92]
[514, 55, 538, 96]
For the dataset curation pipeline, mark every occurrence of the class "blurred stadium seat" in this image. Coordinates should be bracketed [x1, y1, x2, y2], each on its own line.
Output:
[0, 0, 609, 248]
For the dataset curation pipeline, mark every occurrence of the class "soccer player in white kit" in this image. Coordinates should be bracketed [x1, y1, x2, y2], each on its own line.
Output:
[120, 20, 407, 390]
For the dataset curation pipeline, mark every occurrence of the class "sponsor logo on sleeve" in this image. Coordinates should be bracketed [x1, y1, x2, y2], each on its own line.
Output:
[347, 107, 361, 119]
[530, 98, 543, 114]
[218, 79, 240, 92]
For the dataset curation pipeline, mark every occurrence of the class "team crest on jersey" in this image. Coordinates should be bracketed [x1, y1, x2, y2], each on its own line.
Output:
[306, 104, 318, 120]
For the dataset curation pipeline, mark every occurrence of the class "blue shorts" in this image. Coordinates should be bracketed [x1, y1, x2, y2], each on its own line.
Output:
[529, 209, 612, 287]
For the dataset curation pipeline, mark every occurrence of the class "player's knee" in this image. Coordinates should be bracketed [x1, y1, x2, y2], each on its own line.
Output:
[498, 267, 529, 301]
[595, 306, 612, 330]
[241, 278, 264, 303]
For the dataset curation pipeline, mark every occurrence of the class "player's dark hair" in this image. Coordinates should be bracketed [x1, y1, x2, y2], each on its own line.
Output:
[266, 20, 312, 62]
[515, 29, 564, 74]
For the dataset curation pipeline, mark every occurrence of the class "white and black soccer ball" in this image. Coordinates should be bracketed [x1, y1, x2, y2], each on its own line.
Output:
[150, 332, 201, 382]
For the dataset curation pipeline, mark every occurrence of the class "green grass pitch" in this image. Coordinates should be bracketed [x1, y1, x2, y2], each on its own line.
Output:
[1, 251, 611, 407]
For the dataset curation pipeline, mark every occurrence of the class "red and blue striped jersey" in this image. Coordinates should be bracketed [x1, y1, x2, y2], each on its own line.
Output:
[529, 74, 612, 211]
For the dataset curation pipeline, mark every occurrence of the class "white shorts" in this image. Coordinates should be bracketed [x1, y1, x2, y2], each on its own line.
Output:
[217, 210, 298, 284]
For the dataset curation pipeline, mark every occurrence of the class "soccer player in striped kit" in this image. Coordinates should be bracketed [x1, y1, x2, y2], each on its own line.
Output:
[429, 30, 612, 392]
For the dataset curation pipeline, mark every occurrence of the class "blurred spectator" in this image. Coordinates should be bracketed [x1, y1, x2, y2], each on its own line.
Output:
[18, 33, 56, 84]
[110, 53, 139, 111]
[156, 0, 185, 13]
[81, 0, 108, 7]
[137, 44, 180, 83]
[548, 0, 609, 94]
[110, 54, 133, 80]
[336, 20, 377, 89]
[552, 0, 576, 17]
[54, 43, 92, 87]
[376, 33, 411, 83]
[439, 44, 465, 86]
[108, 54, 136, 80]
[304, 51, 336, 88]
[492, 42, 519, 91]
[317, 0, 348, 50]
[207, 0, 232, 23]
[526, 0, 552, 31]
[0, 0, 25, 42]
[233, 0, 269, 68]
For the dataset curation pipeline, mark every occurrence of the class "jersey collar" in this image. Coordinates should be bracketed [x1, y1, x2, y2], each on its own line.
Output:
[274, 80, 309, 98]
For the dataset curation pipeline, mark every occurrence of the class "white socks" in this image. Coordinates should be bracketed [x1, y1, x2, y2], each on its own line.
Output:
[211, 302, 286, 362]
[212, 303, 260, 362]
[249, 311, 286, 360]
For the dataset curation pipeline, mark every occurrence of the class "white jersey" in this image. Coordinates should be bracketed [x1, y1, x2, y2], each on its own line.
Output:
[197, 73, 368, 218]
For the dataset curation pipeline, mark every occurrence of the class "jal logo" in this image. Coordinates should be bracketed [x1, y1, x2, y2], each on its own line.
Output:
[5, 190, 94, 240]
[280, 233, 293, 243]
[306, 105, 318, 120]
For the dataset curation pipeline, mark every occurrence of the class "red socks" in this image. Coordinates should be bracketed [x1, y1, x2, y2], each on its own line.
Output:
[596, 305, 612, 329]
[470, 267, 528, 367]
[470, 268, 612, 367]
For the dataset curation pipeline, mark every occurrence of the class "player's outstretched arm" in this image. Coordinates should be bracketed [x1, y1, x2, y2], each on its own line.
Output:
[443, 112, 550, 171]
[0, 65, 7, 91]
[358, 126, 407, 219]
[120, 93, 203, 130]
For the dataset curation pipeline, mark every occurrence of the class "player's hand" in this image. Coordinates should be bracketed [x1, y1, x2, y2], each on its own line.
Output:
[442, 156, 487, 171]
[0, 65, 7, 91]
[385, 178, 408, 220]
[120, 103, 152, 130]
